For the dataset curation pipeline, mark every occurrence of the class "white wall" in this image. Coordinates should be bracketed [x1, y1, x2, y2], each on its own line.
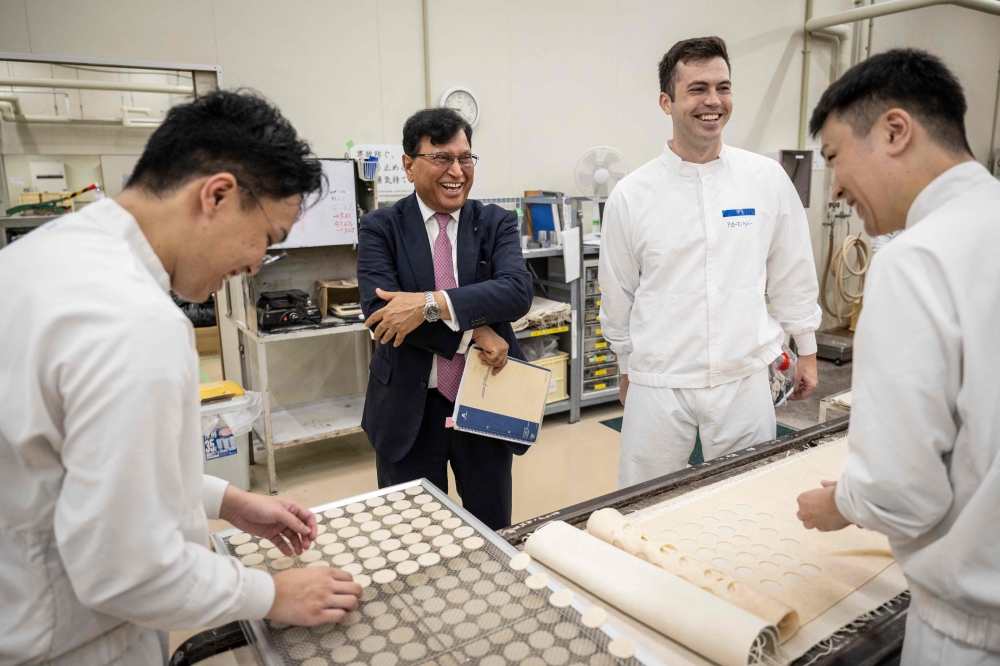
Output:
[2, 0, 998, 332]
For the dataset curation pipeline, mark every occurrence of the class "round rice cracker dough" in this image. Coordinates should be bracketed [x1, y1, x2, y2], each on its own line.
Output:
[453, 525, 474, 539]
[441, 517, 463, 530]
[324, 508, 345, 520]
[410, 517, 431, 529]
[352, 512, 374, 524]
[372, 569, 397, 585]
[342, 562, 364, 576]
[266, 547, 286, 560]
[509, 553, 531, 571]
[307, 560, 331, 568]
[462, 536, 485, 551]
[380, 539, 402, 552]
[271, 557, 295, 571]
[315, 524, 327, 535]
[328, 517, 351, 530]
[386, 491, 406, 502]
[432, 534, 454, 548]
[365, 496, 386, 508]
[400, 508, 421, 520]
[258, 539, 276, 549]
[417, 552, 441, 567]
[348, 536, 371, 550]
[337, 526, 360, 539]
[241, 553, 265, 567]
[382, 514, 403, 526]
[323, 543, 346, 556]
[299, 550, 323, 563]
[396, 560, 420, 576]
[228, 532, 252, 546]
[332, 553, 355, 567]
[370, 529, 392, 542]
[408, 542, 431, 555]
[400, 533, 423, 546]
[364, 556, 388, 570]
[360, 521, 381, 533]
[581, 606, 607, 629]
[372, 506, 393, 517]
[439, 544, 462, 559]
[549, 589, 574, 608]
[345, 502, 366, 514]
[422, 525, 443, 538]
[608, 637, 635, 659]
[413, 494, 433, 505]
[234, 542, 258, 556]
[354, 574, 372, 588]
[526, 572, 549, 590]
[404, 486, 424, 496]
[387, 549, 410, 563]
[431, 509, 453, 521]
[316, 533, 338, 546]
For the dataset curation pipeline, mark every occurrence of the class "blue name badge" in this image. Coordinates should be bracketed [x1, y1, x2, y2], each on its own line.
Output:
[723, 208, 755, 228]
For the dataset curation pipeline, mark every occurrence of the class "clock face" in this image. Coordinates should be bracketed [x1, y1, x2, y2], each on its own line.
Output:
[442, 88, 479, 126]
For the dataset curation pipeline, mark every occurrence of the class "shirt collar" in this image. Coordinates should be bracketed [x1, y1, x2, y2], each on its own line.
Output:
[80, 198, 172, 293]
[906, 160, 990, 230]
[416, 194, 459, 225]
[660, 141, 728, 176]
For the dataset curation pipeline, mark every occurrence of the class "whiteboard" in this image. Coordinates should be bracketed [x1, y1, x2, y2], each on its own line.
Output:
[273, 159, 358, 248]
[348, 144, 414, 198]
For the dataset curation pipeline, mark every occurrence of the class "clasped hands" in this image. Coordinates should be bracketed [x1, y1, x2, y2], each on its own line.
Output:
[365, 287, 508, 374]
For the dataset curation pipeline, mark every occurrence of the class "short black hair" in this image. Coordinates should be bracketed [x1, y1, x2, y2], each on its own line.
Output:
[809, 48, 972, 155]
[128, 89, 323, 204]
[402, 107, 472, 157]
[658, 36, 731, 101]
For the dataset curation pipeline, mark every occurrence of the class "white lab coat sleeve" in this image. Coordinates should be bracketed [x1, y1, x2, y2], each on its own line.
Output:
[53, 309, 274, 629]
[835, 244, 960, 540]
[598, 189, 639, 374]
[765, 171, 822, 355]
[203, 475, 230, 520]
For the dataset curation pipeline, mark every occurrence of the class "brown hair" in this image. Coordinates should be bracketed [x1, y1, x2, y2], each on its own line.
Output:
[658, 36, 731, 101]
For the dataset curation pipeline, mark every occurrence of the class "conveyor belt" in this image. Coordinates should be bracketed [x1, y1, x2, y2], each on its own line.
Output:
[497, 417, 909, 666]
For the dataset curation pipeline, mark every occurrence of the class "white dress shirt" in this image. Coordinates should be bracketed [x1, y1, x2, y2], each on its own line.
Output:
[835, 162, 1000, 651]
[0, 199, 273, 665]
[415, 195, 474, 388]
[599, 143, 822, 388]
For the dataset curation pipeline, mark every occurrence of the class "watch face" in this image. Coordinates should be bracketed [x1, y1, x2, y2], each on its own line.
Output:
[445, 90, 478, 124]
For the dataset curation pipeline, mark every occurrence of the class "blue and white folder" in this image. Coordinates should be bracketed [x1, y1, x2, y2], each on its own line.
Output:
[451, 347, 551, 445]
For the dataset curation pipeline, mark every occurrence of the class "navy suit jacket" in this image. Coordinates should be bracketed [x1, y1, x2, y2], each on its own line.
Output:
[358, 193, 534, 463]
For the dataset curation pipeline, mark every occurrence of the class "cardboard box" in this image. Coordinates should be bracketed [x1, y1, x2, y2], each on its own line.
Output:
[317, 279, 360, 316]
[195, 325, 221, 357]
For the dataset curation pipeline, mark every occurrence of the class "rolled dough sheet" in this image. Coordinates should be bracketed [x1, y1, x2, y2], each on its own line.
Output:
[526, 521, 780, 666]
[632, 437, 894, 628]
[588, 508, 799, 642]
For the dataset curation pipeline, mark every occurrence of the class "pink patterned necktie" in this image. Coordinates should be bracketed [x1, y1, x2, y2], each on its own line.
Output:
[432, 212, 464, 402]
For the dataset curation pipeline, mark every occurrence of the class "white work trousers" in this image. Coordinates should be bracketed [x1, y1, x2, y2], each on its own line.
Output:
[618, 369, 775, 488]
[902, 609, 1000, 665]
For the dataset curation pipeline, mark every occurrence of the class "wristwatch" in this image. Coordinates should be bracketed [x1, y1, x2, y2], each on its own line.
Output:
[423, 292, 440, 322]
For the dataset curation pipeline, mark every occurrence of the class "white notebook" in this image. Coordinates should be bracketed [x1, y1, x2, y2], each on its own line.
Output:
[451, 347, 551, 445]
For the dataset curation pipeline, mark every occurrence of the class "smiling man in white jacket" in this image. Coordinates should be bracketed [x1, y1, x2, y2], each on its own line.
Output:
[797, 50, 1000, 666]
[0, 91, 361, 666]
[600, 36, 822, 488]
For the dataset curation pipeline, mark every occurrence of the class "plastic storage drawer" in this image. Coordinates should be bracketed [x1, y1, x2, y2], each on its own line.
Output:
[584, 337, 611, 352]
[585, 310, 600, 323]
[585, 280, 601, 295]
[585, 266, 599, 281]
[585, 296, 601, 310]
[585, 323, 603, 338]
[584, 376, 620, 393]
[584, 364, 618, 380]
[584, 351, 617, 366]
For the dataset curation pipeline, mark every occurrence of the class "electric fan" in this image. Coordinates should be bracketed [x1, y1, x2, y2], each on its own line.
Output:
[574, 146, 629, 235]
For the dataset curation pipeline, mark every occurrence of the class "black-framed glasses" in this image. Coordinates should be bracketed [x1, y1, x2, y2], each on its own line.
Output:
[237, 179, 287, 265]
[413, 152, 478, 168]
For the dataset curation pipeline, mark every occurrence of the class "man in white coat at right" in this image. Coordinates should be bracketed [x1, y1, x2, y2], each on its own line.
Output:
[600, 36, 822, 488]
[797, 49, 1000, 665]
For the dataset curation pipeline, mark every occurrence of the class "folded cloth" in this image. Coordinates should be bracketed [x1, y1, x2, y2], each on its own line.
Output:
[512, 297, 571, 332]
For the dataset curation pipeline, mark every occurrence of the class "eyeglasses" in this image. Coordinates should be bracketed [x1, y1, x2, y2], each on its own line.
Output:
[413, 152, 479, 168]
[237, 179, 287, 266]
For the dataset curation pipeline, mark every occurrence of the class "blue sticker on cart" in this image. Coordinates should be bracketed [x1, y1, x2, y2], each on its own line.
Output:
[205, 427, 237, 461]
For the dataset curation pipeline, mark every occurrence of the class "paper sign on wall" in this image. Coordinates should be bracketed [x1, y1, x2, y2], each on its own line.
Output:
[274, 159, 358, 248]
[348, 144, 414, 198]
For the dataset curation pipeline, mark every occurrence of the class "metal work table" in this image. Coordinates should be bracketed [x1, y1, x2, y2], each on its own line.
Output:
[497, 417, 907, 666]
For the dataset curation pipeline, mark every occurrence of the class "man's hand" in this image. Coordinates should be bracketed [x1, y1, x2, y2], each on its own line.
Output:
[267, 567, 362, 626]
[789, 353, 818, 401]
[797, 480, 852, 531]
[364, 288, 428, 347]
[220, 485, 316, 555]
[620, 374, 629, 406]
[472, 326, 508, 375]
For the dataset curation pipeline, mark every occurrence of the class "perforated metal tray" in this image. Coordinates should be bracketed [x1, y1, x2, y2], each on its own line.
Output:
[211, 479, 662, 666]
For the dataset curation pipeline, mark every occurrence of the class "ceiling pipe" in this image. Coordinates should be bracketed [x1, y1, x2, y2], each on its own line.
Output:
[799, 0, 1000, 152]
[0, 76, 192, 95]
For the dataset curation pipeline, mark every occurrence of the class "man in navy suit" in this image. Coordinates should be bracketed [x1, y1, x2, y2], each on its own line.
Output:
[358, 108, 533, 530]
